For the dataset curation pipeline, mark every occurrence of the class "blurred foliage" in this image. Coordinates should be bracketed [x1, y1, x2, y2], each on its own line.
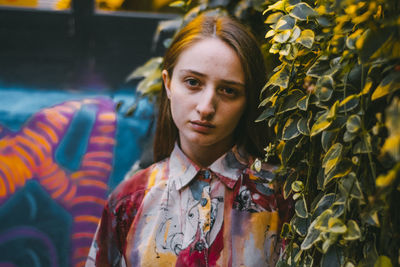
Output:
[131, 0, 400, 265]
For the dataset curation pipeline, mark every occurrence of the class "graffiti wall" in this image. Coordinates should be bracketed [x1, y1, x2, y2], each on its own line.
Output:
[0, 87, 155, 267]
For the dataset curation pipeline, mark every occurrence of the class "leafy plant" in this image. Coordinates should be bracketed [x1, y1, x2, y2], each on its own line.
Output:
[130, 0, 400, 265]
[261, 0, 400, 265]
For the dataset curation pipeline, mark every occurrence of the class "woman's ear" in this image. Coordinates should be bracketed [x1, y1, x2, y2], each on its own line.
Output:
[162, 70, 171, 99]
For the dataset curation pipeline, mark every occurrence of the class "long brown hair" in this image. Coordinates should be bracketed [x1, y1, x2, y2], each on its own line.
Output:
[154, 14, 269, 162]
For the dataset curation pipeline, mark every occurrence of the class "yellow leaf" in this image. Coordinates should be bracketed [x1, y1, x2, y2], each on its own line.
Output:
[374, 256, 393, 267]
[328, 217, 347, 234]
[362, 79, 373, 95]
[311, 112, 332, 136]
[381, 136, 400, 161]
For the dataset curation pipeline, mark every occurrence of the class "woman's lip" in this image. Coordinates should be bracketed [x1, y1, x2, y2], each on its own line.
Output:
[191, 120, 215, 128]
[190, 121, 215, 133]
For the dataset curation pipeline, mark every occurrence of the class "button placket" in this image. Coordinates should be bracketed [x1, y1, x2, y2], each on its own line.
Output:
[198, 170, 212, 243]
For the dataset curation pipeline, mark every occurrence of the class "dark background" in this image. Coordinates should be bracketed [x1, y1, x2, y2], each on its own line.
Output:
[0, 0, 177, 91]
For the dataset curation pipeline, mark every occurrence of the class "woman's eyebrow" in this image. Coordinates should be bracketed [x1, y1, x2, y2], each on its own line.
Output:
[179, 69, 245, 87]
[179, 69, 206, 77]
[220, 79, 245, 88]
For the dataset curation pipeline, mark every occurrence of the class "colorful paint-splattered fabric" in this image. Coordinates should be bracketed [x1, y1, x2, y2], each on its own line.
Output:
[86, 144, 291, 267]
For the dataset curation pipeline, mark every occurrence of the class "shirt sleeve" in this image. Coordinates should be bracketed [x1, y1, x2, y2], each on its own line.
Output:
[85, 168, 149, 267]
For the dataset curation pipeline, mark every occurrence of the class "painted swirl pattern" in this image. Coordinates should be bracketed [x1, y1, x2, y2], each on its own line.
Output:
[0, 98, 116, 267]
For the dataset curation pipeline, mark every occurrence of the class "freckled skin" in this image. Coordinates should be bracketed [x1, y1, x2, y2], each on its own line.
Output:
[162, 38, 246, 167]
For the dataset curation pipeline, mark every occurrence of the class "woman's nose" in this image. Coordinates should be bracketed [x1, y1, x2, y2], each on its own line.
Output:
[196, 87, 216, 119]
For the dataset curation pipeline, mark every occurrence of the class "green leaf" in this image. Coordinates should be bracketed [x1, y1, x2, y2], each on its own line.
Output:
[343, 130, 357, 142]
[315, 209, 333, 231]
[297, 114, 311, 135]
[259, 88, 279, 106]
[293, 192, 301, 200]
[331, 202, 345, 217]
[283, 171, 298, 199]
[328, 217, 347, 234]
[371, 71, 400, 101]
[321, 246, 344, 267]
[292, 180, 304, 192]
[315, 76, 334, 102]
[310, 111, 333, 137]
[356, 28, 392, 63]
[297, 95, 310, 111]
[301, 219, 322, 250]
[353, 133, 372, 154]
[346, 29, 363, 50]
[275, 15, 296, 31]
[346, 115, 361, 133]
[283, 116, 301, 140]
[339, 172, 363, 199]
[322, 233, 339, 253]
[307, 58, 330, 78]
[279, 44, 291, 56]
[265, 0, 287, 13]
[265, 12, 284, 24]
[322, 143, 343, 175]
[286, 43, 299, 60]
[316, 15, 332, 26]
[295, 197, 308, 218]
[374, 256, 393, 267]
[267, 64, 290, 88]
[338, 94, 360, 113]
[135, 68, 163, 95]
[289, 26, 301, 42]
[293, 215, 310, 236]
[321, 130, 339, 152]
[282, 138, 297, 164]
[126, 57, 163, 81]
[269, 43, 281, 54]
[343, 220, 361, 241]
[281, 222, 292, 238]
[313, 193, 335, 217]
[255, 106, 275, 122]
[289, 2, 318, 21]
[362, 211, 380, 227]
[328, 115, 347, 130]
[327, 101, 339, 120]
[265, 29, 276, 38]
[296, 29, 315, 49]
[324, 159, 353, 187]
[169, 0, 185, 8]
[294, 249, 302, 263]
[304, 255, 313, 267]
[273, 30, 292, 43]
[278, 89, 305, 114]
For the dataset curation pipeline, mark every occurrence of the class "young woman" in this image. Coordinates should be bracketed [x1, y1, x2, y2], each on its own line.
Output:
[86, 14, 291, 267]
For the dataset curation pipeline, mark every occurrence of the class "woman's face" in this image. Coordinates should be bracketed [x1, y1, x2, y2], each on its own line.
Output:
[162, 38, 246, 160]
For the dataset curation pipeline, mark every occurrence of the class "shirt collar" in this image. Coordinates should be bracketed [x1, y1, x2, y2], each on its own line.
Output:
[168, 143, 248, 191]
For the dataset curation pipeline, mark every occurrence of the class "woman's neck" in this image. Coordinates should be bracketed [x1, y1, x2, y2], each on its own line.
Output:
[178, 138, 234, 168]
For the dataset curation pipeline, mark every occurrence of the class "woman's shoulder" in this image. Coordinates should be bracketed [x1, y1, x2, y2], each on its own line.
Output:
[107, 158, 169, 207]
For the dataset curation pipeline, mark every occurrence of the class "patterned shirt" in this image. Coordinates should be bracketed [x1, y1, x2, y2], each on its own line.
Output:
[86, 144, 291, 267]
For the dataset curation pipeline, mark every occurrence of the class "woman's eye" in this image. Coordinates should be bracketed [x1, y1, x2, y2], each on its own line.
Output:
[220, 87, 237, 97]
[184, 78, 200, 88]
